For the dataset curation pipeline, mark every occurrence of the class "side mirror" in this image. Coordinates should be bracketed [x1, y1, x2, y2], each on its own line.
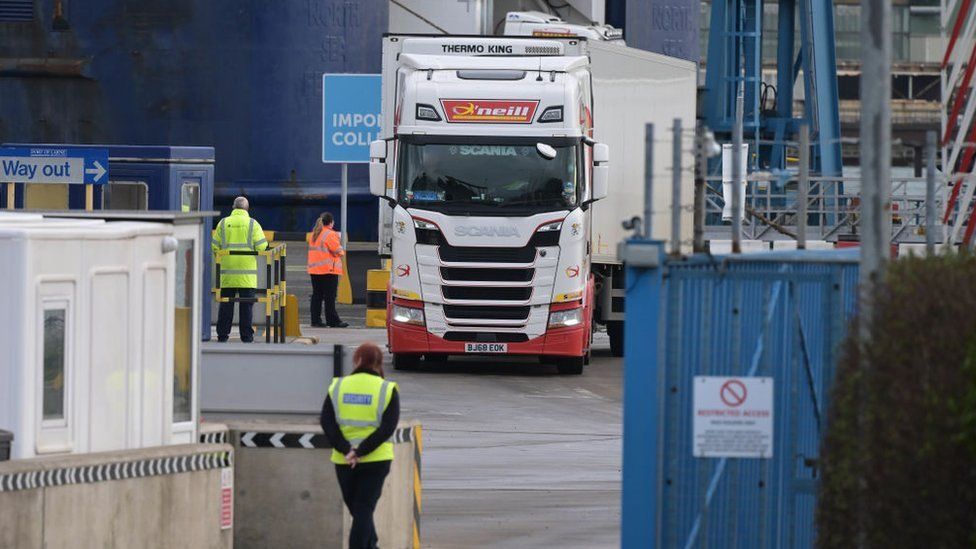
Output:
[591, 142, 609, 201]
[369, 140, 387, 197]
[593, 142, 609, 164]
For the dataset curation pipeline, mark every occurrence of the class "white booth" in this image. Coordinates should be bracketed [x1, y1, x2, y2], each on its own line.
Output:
[0, 211, 210, 459]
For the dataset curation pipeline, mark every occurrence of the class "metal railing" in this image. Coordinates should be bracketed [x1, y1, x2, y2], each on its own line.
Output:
[703, 174, 950, 243]
[213, 244, 287, 343]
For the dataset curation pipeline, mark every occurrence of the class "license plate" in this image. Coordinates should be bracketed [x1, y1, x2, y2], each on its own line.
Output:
[464, 343, 508, 353]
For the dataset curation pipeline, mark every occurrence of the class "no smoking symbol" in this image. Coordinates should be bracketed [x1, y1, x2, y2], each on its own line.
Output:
[720, 380, 747, 407]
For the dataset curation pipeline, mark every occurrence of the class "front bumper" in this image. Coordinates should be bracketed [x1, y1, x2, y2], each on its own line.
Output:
[388, 320, 588, 357]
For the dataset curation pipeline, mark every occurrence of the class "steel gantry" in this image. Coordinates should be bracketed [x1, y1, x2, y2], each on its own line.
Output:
[703, 0, 842, 177]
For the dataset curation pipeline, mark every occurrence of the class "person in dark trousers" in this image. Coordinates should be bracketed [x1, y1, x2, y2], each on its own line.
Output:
[321, 342, 399, 549]
[212, 196, 268, 342]
[308, 212, 348, 328]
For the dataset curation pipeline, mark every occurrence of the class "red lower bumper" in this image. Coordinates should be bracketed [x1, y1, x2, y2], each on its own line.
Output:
[388, 276, 594, 358]
[388, 321, 588, 357]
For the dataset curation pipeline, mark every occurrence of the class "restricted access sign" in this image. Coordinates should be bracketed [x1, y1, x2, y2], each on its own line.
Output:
[693, 376, 773, 458]
[322, 73, 381, 163]
[0, 146, 108, 184]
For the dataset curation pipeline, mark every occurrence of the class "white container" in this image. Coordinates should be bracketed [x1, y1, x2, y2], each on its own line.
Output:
[0, 214, 195, 459]
[587, 40, 697, 258]
[389, 0, 491, 35]
[722, 143, 749, 221]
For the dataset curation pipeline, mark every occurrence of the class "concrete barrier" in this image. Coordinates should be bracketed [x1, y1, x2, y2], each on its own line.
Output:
[201, 342, 351, 414]
[228, 420, 421, 549]
[0, 442, 234, 548]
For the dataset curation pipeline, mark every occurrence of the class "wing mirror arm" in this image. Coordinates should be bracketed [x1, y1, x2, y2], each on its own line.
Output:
[584, 141, 610, 209]
[370, 138, 397, 207]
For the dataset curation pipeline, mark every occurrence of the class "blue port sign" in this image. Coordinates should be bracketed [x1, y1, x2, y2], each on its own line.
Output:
[322, 74, 382, 164]
[0, 146, 109, 185]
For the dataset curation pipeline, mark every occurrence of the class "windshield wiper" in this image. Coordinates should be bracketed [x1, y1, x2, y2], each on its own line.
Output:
[441, 175, 487, 196]
[500, 198, 572, 208]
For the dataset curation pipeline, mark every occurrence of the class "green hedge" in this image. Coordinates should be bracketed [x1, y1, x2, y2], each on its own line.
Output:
[817, 253, 976, 547]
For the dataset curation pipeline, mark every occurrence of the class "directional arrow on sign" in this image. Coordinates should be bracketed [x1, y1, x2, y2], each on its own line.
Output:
[85, 160, 106, 183]
[240, 432, 256, 447]
[299, 433, 314, 449]
[270, 433, 285, 448]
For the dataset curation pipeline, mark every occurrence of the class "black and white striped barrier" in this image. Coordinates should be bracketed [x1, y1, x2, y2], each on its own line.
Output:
[239, 427, 414, 449]
[200, 430, 229, 445]
[0, 452, 232, 493]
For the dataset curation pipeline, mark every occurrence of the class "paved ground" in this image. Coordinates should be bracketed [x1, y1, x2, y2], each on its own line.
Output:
[404, 340, 622, 549]
[211, 320, 622, 548]
[211, 239, 623, 547]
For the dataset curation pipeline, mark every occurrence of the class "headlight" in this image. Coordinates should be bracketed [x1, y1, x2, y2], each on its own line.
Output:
[392, 304, 425, 326]
[413, 218, 437, 230]
[548, 307, 582, 329]
[537, 220, 562, 232]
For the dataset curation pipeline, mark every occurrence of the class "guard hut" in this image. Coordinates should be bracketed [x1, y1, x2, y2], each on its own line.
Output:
[0, 211, 213, 460]
[1, 144, 216, 339]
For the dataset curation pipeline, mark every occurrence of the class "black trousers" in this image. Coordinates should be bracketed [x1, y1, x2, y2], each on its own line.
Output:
[335, 461, 391, 549]
[310, 273, 342, 326]
[216, 288, 255, 342]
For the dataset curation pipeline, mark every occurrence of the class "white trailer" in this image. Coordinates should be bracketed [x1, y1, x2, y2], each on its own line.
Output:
[371, 32, 695, 365]
[0, 213, 205, 459]
[587, 40, 697, 351]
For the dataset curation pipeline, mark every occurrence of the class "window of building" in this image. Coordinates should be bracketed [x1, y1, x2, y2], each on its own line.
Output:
[181, 181, 201, 212]
[42, 307, 67, 421]
[173, 239, 194, 423]
[103, 180, 148, 210]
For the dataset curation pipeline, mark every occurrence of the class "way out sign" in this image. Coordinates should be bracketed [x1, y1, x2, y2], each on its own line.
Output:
[0, 146, 108, 184]
[693, 376, 774, 458]
[322, 74, 381, 163]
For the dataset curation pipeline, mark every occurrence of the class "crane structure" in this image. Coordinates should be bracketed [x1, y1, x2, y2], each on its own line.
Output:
[702, 0, 842, 178]
[941, 0, 976, 246]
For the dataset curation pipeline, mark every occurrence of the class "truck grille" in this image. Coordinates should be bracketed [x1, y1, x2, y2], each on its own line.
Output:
[432, 229, 558, 264]
[439, 244, 536, 263]
[440, 267, 534, 282]
[442, 287, 532, 301]
[443, 332, 529, 343]
[442, 305, 530, 320]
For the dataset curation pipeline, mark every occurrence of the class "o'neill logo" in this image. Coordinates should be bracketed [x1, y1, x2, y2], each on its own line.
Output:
[440, 99, 539, 124]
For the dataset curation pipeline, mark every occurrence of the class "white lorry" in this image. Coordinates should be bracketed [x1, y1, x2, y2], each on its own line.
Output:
[369, 30, 696, 373]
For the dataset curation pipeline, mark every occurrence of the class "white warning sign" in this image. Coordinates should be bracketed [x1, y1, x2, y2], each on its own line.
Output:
[693, 376, 774, 458]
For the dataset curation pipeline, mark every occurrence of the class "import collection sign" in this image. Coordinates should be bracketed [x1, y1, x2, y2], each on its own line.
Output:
[693, 376, 774, 458]
[0, 146, 108, 184]
[322, 73, 381, 163]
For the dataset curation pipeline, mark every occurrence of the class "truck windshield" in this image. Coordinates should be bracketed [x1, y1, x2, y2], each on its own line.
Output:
[397, 139, 579, 214]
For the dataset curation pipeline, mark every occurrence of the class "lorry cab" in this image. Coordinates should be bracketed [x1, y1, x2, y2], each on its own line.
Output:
[369, 33, 697, 373]
[370, 36, 609, 374]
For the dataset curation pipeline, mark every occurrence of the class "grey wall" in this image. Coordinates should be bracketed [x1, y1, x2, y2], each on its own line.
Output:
[626, 0, 700, 62]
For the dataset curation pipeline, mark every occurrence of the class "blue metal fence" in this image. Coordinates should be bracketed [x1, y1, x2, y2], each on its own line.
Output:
[621, 242, 859, 548]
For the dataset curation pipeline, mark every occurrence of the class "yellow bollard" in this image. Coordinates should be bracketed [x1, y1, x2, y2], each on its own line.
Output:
[365, 269, 389, 327]
[337, 256, 353, 305]
[284, 293, 302, 337]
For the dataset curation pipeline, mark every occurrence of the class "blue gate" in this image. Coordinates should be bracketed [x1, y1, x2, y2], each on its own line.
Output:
[620, 242, 859, 548]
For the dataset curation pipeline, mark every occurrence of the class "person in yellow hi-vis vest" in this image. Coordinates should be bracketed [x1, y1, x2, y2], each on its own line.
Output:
[320, 342, 400, 549]
[212, 196, 268, 342]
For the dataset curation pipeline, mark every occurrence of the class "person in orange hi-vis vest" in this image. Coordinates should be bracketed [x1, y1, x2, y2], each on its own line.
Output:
[308, 212, 348, 328]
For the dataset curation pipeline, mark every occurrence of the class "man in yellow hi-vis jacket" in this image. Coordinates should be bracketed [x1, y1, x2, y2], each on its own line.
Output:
[212, 196, 268, 342]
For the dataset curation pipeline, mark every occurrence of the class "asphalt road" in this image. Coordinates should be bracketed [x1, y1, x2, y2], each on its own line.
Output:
[395, 334, 622, 549]
[213, 236, 624, 547]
